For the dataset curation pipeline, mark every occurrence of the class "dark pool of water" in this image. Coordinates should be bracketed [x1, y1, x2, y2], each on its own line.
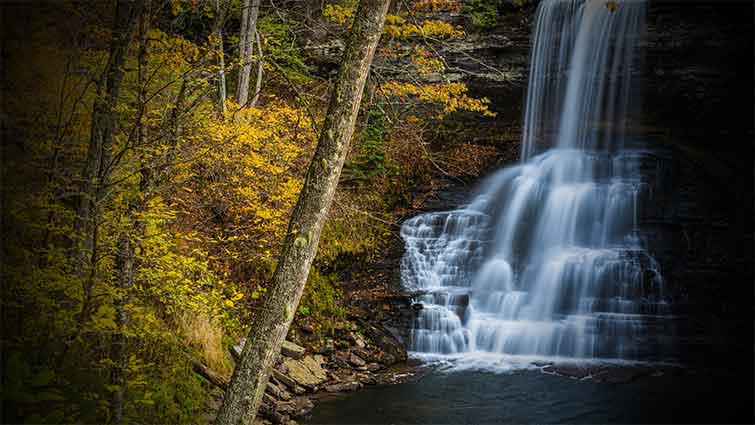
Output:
[305, 367, 751, 424]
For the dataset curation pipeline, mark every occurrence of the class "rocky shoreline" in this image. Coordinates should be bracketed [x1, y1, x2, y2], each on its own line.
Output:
[204, 289, 421, 425]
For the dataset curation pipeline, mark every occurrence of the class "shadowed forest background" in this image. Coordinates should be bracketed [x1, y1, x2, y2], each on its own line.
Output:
[1, 0, 752, 424]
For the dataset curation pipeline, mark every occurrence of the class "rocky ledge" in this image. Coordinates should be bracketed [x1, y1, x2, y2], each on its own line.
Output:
[215, 291, 418, 425]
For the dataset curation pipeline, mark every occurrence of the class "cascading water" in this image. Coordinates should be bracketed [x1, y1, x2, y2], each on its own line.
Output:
[401, 0, 677, 361]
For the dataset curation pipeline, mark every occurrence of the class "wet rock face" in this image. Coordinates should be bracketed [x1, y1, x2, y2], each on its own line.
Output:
[637, 3, 752, 358]
[643, 3, 753, 146]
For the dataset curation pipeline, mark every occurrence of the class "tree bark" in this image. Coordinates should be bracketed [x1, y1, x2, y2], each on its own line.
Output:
[214, 0, 229, 115]
[74, 0, 143, 267]
[250, 30, 263, 107]
[236, 0, 261, 107]
[109, 3, 149, 421]
[109, 229, 137, 424]
[214, 1, 390, 424]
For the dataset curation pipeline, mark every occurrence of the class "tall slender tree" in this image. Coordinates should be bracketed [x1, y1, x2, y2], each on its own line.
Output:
[250, 29, 263, 107]
[74, 0, 143, 267]
[213, 0, 230, 114]
[109, 1, 150, 421]
[236, 0, 261, 107]
[214, 0, 391, 423]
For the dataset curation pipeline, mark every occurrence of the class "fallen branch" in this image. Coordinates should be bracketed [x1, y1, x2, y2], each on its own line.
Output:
[193, 361, 229, 390]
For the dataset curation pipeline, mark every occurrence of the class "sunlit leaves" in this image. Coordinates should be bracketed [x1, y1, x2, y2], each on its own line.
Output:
[412, 46, 445, 74]
[323, 3, 355, 26]
[381, 81, 496, 118]
[384, 15, 464, 39]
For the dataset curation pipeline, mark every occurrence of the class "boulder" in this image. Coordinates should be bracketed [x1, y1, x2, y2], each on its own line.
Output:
[266, 382, 292, 401]
[366, 362, 382, 372]
[360, 375, 377, 386]
[274, 400, 296, 416]
[348, 353, 366, 367]
[290, 397, 314, 418]
[259, 403, 287, 424]
[262, 392, 277, 407]
[275, 400, 310, 423]
[282, 355, 328, 389]
[320, 339, 335, 355]
[272, 369, 301, 393]
[332, 351, 351, 369]
[349, 332, 366, 349]
[352, 347, 372, 361]
[324, 383, 341, 393]
[231, 338, 305, 363]
[326, 371, 341, 383]
[376, 334, 407, 364]
[281, 341, 306, 359]
[379, 352, 397, 366]
[324, 381, 362, 393]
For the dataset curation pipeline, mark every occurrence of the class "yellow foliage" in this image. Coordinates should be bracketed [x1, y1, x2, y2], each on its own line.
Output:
[174, 99, 315, 278]
[330, 12, 463, 38]
[412, 0, 462, 13]
[384, 16, 463, 39]
[381, 81, 496, 118]
[323, 4, 355, 26]
[412, 46, 445, 74]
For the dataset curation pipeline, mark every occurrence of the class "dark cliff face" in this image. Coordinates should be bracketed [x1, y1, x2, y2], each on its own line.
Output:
[639, 1, 752, 357]
[644, 2, 753, 147]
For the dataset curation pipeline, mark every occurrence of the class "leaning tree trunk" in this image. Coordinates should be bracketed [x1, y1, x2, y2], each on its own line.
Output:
[236, 0, 261, 107]
[214, 1, 390, 424]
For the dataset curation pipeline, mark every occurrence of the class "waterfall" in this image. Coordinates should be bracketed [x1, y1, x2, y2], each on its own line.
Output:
[401, 0, 676, 361]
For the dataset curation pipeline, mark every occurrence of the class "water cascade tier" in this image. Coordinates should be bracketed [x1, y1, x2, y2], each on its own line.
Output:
[401, 0, 677, 361]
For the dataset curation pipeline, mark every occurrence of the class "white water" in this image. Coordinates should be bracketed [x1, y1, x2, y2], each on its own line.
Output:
[402, 0, 676, 362]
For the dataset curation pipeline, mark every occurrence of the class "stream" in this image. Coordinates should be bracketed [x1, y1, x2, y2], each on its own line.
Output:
[305, 361, 749, 424]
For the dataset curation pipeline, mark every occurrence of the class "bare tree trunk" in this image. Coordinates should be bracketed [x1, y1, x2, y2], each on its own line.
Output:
[214, 0, 229, 115]
[236, 0, 261, 107]
[238, 0, 249, 60]
[250, 30, 263, 107]
[75, 0, 143, 267]
[214, 1, 390, 424]
[110, 3, 149, 422]
[217, 37, 227, 114]
[109, 230, 136, 423]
